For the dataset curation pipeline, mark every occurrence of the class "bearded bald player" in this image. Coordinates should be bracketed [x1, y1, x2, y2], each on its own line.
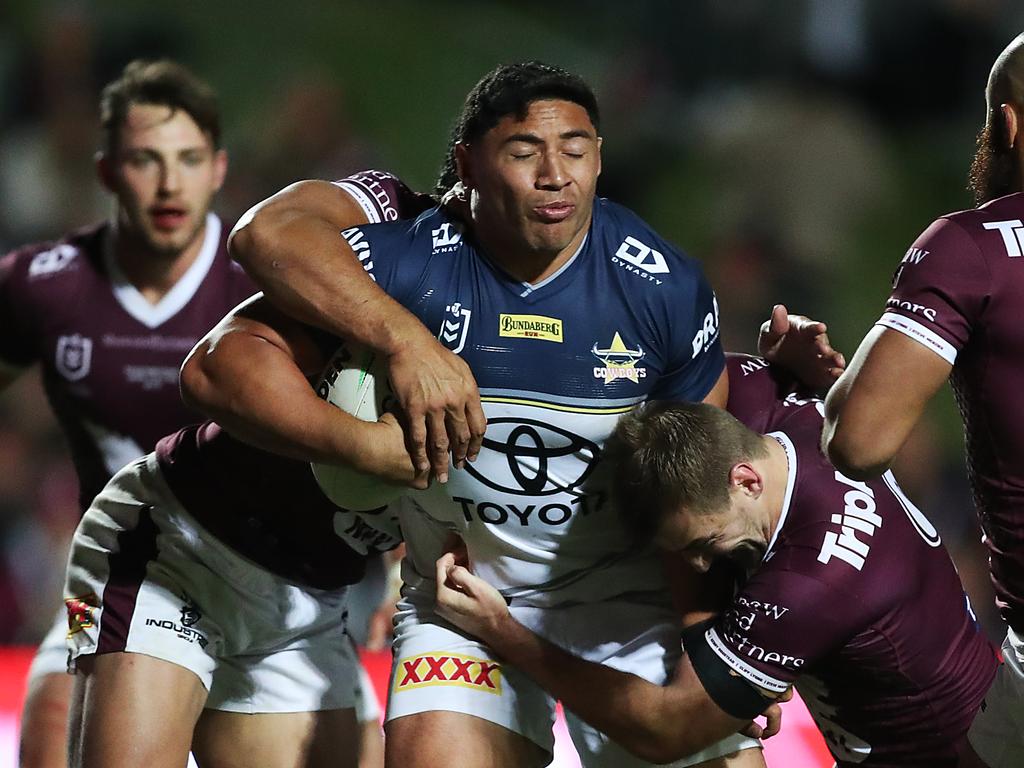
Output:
[823, 33, 1024, 768]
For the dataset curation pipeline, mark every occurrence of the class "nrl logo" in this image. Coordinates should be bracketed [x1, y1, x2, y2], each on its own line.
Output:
[591, 332, 646, 383]
[55, 334, 92, 381]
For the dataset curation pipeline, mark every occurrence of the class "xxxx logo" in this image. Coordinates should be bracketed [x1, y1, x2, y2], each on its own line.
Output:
[65, 593, 99, 638]
[393, 653, 502, 694]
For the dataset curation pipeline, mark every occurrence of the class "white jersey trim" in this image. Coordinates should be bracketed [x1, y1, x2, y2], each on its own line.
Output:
[764, 431, 796, 558]
[333, 180, 383, 223]
[104, 214, 222, 329]
[704, 626, 790, 693]
[876, 312, 957, 366]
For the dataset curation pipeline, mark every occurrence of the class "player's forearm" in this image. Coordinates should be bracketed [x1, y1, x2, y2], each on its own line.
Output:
[484, 615, 720, 762]
[823, 327, 949, 480]
[229, 181, 432, 355]
[822, 375, 897, 479]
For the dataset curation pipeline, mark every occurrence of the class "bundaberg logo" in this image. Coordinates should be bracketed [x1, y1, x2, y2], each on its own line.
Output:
[499, 314, 563, 342]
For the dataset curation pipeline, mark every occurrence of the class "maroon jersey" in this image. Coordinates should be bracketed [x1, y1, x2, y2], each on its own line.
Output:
[880, 193, 1024, 632]
[0, 215, 254, 511]
[156, 422, 401, 589]
[692, 355, 999, 767]
[152, 171, 434, 588]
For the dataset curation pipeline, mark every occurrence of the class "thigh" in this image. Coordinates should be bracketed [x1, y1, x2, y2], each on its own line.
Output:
[193, 708, 360, 768]
[20, 671, 73, 768]
[385, 711, 548, 768]
[70, 652, 206, 768]
[388, 599, 557, 758]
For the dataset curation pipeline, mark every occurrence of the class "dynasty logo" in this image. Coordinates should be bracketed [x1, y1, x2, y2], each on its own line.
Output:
[592, 332, 646, 383]
[394, 652, 501, 694]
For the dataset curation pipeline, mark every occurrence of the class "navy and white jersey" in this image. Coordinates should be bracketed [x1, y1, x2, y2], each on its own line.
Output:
[344, 198, 724, 607]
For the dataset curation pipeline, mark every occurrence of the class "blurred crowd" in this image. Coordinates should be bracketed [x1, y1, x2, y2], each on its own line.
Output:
[0, 0, 1019, 643]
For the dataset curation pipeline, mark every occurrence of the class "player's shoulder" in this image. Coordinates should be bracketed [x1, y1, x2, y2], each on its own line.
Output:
[592, 197, 709, 315]
[1, 222, 105, 288]
[923, 192, 1024, 259]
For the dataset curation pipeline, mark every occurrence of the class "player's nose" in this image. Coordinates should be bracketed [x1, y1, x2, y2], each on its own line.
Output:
[535, 151, 568, 190]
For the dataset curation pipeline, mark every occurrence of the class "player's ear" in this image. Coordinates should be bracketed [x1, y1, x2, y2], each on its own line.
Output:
[1000, 103, 1019, 149]
[95, 151, 116, 192]
[455, 142, 474, 190]
[729, 462, 763, 498]
[596, 135, 603, 177]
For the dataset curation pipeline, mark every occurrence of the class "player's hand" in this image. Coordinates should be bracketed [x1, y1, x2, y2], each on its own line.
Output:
[359, 412, 429, 489]
[740, 700, 786, 740]
[434, 551, 510, 641]
[385, 333, 486, 484]
[758, 304, 846, 391]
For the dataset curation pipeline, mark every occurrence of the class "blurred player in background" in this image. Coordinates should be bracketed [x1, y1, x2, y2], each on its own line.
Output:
[200, 60, 842, 768]
[436, 354, 999, 768]
[0, 59, 396, 768]
[0, 58, 250, 768]
[822, 32, 1024, 768]
[63, 165, 436, 768]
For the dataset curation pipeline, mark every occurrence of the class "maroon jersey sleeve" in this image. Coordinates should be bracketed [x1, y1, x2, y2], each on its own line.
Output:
[0, 248, 42, 367]
[332, 169, 435, 223]
[700, 570, 863, 697]
[880, 217, 991, 365]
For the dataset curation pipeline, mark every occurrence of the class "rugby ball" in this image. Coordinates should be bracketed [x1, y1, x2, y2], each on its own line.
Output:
[311, 340, 405, 510]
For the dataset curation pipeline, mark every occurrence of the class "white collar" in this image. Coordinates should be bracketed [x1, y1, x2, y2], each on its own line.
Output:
[764, 430, 796, 558]
[104, 213, 221, 329]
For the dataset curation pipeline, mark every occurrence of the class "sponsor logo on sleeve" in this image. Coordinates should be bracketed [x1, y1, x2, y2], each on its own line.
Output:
[817, 472, 879, 571]
[690, 296, 720, 358]
[65, 593, 99, 637]
[393, 652, 502, 694]
[885, 298, 937, 323]
[439, 302, 471, 354]
[342, 170, 401, 221]
[592, 332, 646, 383]
[611, 236, 669, 284]
[28, 244, 78, 278]
[499, 314, 563, 342]
[342, 227, 375, 279]
[892, 247, 929, 288]
[983, 219, 1024, 257]
[55, 334, 92, 381]
[431, 222, 462, 252]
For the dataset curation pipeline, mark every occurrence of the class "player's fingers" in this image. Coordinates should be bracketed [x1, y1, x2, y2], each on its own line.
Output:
[466, 401, 487, 463]
[446, 411, 471, 470]
[761, 703, 785, 739]
[770, 304, 789, 337]
[779, 686, 795, 703]
[739, 721, 764, 739]
[426, 410, 450, 483]
[404, 415, 430, 475]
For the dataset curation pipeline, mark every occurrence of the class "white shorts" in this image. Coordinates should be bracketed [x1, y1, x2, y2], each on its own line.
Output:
[968, 627, 1024, 767]
[387, 573, 759, 767]
[26, 609, 69, 683]
[29, 604, 381, 722]
[64, 454, 359, 714]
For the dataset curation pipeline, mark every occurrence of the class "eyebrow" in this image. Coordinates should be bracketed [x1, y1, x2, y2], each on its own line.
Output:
[502, 129, 595, 146]
[685, 536, 716, 551]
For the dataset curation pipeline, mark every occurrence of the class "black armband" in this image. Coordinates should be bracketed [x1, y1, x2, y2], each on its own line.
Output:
[682, 619, 778, 721]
